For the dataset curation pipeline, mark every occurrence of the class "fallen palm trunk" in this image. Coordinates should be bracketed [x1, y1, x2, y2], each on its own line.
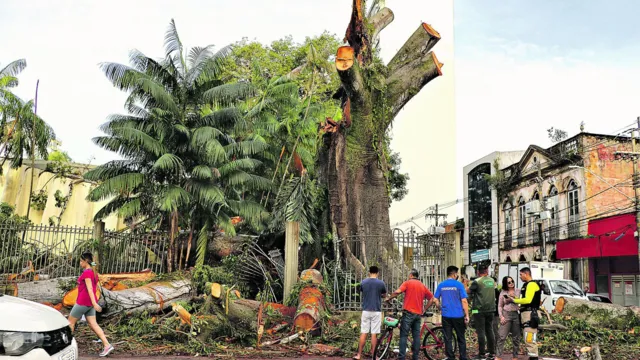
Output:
[554, 297, 640, 330]
[292, 269, 327, 334]
[102, 279, 192, 316]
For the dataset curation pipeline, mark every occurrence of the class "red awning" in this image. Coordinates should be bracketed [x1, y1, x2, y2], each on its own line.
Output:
[556, 213, 638, 259]
[556, 237, 600, 259]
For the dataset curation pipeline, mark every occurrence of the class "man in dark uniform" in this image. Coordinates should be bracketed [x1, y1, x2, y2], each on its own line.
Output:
[508, 267, 541, 360]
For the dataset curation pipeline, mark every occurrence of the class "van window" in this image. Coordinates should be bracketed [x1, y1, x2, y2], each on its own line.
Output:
[548, 280, 583, 296]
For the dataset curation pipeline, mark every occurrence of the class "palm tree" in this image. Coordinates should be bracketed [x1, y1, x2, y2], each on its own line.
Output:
[0, 59, 27, 106]
[85, 20, 271, 269]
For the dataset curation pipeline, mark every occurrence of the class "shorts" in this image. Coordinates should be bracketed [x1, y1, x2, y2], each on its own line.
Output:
[360, 311, 382, 334]
[70, 304, 96, 319]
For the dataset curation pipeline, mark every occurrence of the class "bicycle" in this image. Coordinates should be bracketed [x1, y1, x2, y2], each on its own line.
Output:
[374, 300, 456, 360]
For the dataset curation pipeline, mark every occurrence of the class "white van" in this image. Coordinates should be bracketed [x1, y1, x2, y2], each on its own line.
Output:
[533, 278, 589, 311]
[0, 294, 78, 359]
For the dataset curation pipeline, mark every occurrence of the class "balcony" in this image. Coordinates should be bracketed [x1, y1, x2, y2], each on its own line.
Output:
[568, 215, 580, 239]
[517, 230, 526, 247]
[548, 222, 559, 242]
[503, 229, 512, 250]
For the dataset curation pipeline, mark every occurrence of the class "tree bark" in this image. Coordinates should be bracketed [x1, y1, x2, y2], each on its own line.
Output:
[101, 279, 192, 316]
[554, 297, 640, 330]
[318, 0, 443, 276]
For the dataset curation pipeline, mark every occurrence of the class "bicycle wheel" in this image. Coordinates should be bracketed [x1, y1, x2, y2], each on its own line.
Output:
[422, 326, 455, 360]
[374, 328, 394, 360]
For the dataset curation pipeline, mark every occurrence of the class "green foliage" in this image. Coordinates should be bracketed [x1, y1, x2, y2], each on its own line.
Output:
[388, 151, 409, 202]
[547, 127, 568, 144]
[270, 174, 318, 244]
[30, 189, 47, 211]
[484, 158, 512, 201]
[86, 20, 273, 266]
[191, 259, 248, 295]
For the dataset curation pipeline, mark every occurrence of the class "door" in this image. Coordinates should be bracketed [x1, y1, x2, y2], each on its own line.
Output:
[623, 275, 637, 306]
[611, 276, 624, 306]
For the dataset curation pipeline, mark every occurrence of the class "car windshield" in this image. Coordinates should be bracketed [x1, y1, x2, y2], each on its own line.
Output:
[549, 280, 583, 296]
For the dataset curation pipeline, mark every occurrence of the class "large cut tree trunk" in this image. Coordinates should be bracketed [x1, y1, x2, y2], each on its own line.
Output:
[292, 269, 327, 334]
[554, 296, 640, 330]
[318, 0, 443, 274]
[16, 277, 192, 316]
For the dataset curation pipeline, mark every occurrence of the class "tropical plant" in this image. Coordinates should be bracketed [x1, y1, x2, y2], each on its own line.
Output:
[85, 19, 271, 270]
[0, 59, 26, 108]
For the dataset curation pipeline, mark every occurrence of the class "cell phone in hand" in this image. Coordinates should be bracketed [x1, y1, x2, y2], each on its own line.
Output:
[503, 294, 509, 299]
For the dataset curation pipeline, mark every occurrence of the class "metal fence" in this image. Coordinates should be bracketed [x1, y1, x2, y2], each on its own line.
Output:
[0, 221, 169, 285]
[332, 228, 456, 311]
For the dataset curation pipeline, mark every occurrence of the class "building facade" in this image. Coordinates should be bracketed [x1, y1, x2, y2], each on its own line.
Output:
[496, 133, 639, 305]
[463, 151, 524, 275]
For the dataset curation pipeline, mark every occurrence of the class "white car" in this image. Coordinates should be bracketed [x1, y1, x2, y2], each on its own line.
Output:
[0, 294, 77, 359]
[533, 279, 589, 311]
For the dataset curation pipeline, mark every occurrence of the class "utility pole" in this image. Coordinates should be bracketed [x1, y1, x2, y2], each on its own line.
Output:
[425, 204, 448, 227]
[613, 116, 640, 274]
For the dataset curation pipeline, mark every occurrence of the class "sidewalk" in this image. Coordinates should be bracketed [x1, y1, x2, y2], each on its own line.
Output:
[80, 355, 565, 360]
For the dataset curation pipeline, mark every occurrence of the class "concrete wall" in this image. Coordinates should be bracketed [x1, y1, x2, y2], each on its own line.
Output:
[0, 160, 125, 230]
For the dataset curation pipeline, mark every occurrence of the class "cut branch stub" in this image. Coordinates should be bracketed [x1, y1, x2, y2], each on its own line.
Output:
[335, 46, 366, 105]
[336, 46, 355, 71]
[344, 0, 369, 63]
[370, 7, 395, 43]
[386, 51, 443, 121]
[387, 23, 441, 73]
[300, 269, 323, 284]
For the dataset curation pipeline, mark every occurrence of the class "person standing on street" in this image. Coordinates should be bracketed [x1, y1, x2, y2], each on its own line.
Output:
[509, 267, 541, 360]
[433, 266, 469, 360]
[354, 266, 387, 360]
[386, 269, 435, 360]
[496, 276, 521, 360]
[469, 264, 496, 359]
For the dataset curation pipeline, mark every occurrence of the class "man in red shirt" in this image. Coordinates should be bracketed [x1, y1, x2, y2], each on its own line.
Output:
[386, 269, 435, 360]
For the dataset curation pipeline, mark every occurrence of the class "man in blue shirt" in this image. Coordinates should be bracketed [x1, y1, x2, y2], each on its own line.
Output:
[354, 266, 387, 360]
[434, 266, 469, 360]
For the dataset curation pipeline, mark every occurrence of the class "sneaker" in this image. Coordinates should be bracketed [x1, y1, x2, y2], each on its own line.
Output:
[99, 344, 114, 357]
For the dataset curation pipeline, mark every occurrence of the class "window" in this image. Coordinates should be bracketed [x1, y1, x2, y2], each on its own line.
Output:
[518, 197, 526, 245]
[468, 163, 492, 253]
[504, 203, 512, 249]
[530, 192, 540, 244]
[568, 180, 580, 238]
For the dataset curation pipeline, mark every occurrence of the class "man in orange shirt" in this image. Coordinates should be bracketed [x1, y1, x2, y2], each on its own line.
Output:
[386, 269, 435, 360]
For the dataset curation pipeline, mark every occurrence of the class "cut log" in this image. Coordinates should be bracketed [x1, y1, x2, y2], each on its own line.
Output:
[102, 279, 193, 316]
[554, 297, 640, 330]
[292, 269, 328, 334]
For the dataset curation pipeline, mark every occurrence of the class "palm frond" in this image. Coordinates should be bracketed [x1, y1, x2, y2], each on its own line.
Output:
[203, 82, 257, 107]
[191, 165, 214, 180]
[152, 153, 184, 174]
[0, 59, 27, 78]
[103, 126, 166, 157]
[218, 158, 262, 176]
[86, 173, 145, 202]
[84, 160, 138, 181]
[224, 171, 272, 191]
[225, 138, 269, 157]
[157, 185, 191, 212]
[195, 221, 210, 267]
[117, 197, 143, 219]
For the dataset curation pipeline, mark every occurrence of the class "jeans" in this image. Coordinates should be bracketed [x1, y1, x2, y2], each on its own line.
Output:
[399, 311, 421, 360]
[442, 316, 468, 360]
[496, 311, 521, 357]
[473, 312, 495, 355]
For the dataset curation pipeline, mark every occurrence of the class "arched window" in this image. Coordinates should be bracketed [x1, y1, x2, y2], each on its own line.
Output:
[567, 180, 580, 238]
[519, 254, 527, 262]
[518, 197, 526, 245]
[531, 192, 540, 241]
